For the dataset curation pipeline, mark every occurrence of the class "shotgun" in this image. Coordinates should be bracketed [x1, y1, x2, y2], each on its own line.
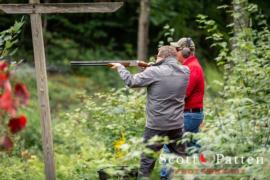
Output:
[70, 60, 150, 68]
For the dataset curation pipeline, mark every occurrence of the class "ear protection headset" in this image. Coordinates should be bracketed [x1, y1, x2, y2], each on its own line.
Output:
[181, 37, 192, 58]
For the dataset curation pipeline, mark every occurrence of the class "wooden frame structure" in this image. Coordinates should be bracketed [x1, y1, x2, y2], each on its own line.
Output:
[0, 1, 123, 180]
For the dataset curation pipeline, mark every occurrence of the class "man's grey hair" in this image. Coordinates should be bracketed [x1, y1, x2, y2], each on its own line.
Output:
[158, 46, 177, 58]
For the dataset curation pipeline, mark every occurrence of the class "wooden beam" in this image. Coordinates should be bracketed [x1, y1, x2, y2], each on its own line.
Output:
[0, 2, 123, 14]
[29, 0, 56, 179]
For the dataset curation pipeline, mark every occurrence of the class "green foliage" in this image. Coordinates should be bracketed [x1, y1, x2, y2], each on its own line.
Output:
[0, 17, 24, 59]
[1, 87, 147, 179]
[55, 88, 145, 150]
[158, 25, 175, 47]
[12, 64, 107, 151]
[1, 1, 270, 179]
[195, 1, 270, 178]
[52, 88, 146, 179]
[0, 153, 45, 180]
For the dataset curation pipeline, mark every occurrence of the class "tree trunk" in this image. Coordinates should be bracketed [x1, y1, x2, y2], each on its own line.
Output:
[224, 0, 249, 96]
[137, 0, 150, 60]
[232, 0, 249, 48]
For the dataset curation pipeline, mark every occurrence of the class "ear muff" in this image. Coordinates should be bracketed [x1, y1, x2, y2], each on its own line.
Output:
[181, 47, 191, 58]
[181, 37, 192, 58]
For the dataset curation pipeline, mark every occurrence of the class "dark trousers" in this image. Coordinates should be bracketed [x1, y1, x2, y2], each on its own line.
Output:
[160, 112, 204, 178]
[138, 127, 186, 178]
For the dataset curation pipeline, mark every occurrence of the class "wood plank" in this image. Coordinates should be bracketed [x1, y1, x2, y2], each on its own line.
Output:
[0, 2, 123, 14]
[29, 0, 56, 180]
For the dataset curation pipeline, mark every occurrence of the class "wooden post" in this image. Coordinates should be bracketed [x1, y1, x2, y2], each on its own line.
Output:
[29, 0, 56, 180]
[0, 1, 123, 179]
[137, 0, 150, 60]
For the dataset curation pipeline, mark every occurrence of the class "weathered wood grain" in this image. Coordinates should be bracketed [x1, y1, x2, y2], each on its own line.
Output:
[29, 0, 56, 179]
[0, 2, 123, 14]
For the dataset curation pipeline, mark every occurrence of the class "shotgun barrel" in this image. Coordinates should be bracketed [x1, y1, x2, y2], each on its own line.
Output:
[70, 60, 150, 68]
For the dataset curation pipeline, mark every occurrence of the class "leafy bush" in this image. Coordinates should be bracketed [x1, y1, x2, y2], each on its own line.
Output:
[54, 88, 146, 165]
[0, 88, 147, 179]
[0, 18, 24, 60]
[192, 1, 270, 179]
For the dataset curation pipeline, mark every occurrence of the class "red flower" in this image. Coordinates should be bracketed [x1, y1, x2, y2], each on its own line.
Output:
[0, 61, 8, 71]
[0, 61, 9, 88]
[0, 89, 16, 116]
[0, 135, 13, 151]
[8, 115, 27, 134]
[15, 83, 30, 105]
[3, 80, 11, 91]
[0, 72, 8, 87]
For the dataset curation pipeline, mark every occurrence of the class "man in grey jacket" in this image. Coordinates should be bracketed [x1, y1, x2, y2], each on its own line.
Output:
[110, 46, 190, 178]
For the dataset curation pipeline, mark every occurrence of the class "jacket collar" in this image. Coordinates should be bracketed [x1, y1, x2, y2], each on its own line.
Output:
[152, 56, 178, 66]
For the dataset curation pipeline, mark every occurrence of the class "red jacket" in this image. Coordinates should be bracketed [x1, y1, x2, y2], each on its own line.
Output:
[183, 55, 204, 109]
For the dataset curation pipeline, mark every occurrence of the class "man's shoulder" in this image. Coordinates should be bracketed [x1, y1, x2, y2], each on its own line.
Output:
[179, 65, 190, 75]
[139, 66, 159, 77]
[145, 65, 158, 72]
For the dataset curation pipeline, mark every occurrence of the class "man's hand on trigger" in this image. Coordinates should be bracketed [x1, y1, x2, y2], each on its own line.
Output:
[137, 60, 149, 70]
[108, 63, 122, 70]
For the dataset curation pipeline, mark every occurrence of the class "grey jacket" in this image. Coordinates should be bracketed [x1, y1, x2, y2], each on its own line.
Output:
[117, 57, 190, 130]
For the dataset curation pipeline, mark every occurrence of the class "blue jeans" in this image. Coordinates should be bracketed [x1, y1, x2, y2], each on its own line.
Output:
[160, 111, 204, 179]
